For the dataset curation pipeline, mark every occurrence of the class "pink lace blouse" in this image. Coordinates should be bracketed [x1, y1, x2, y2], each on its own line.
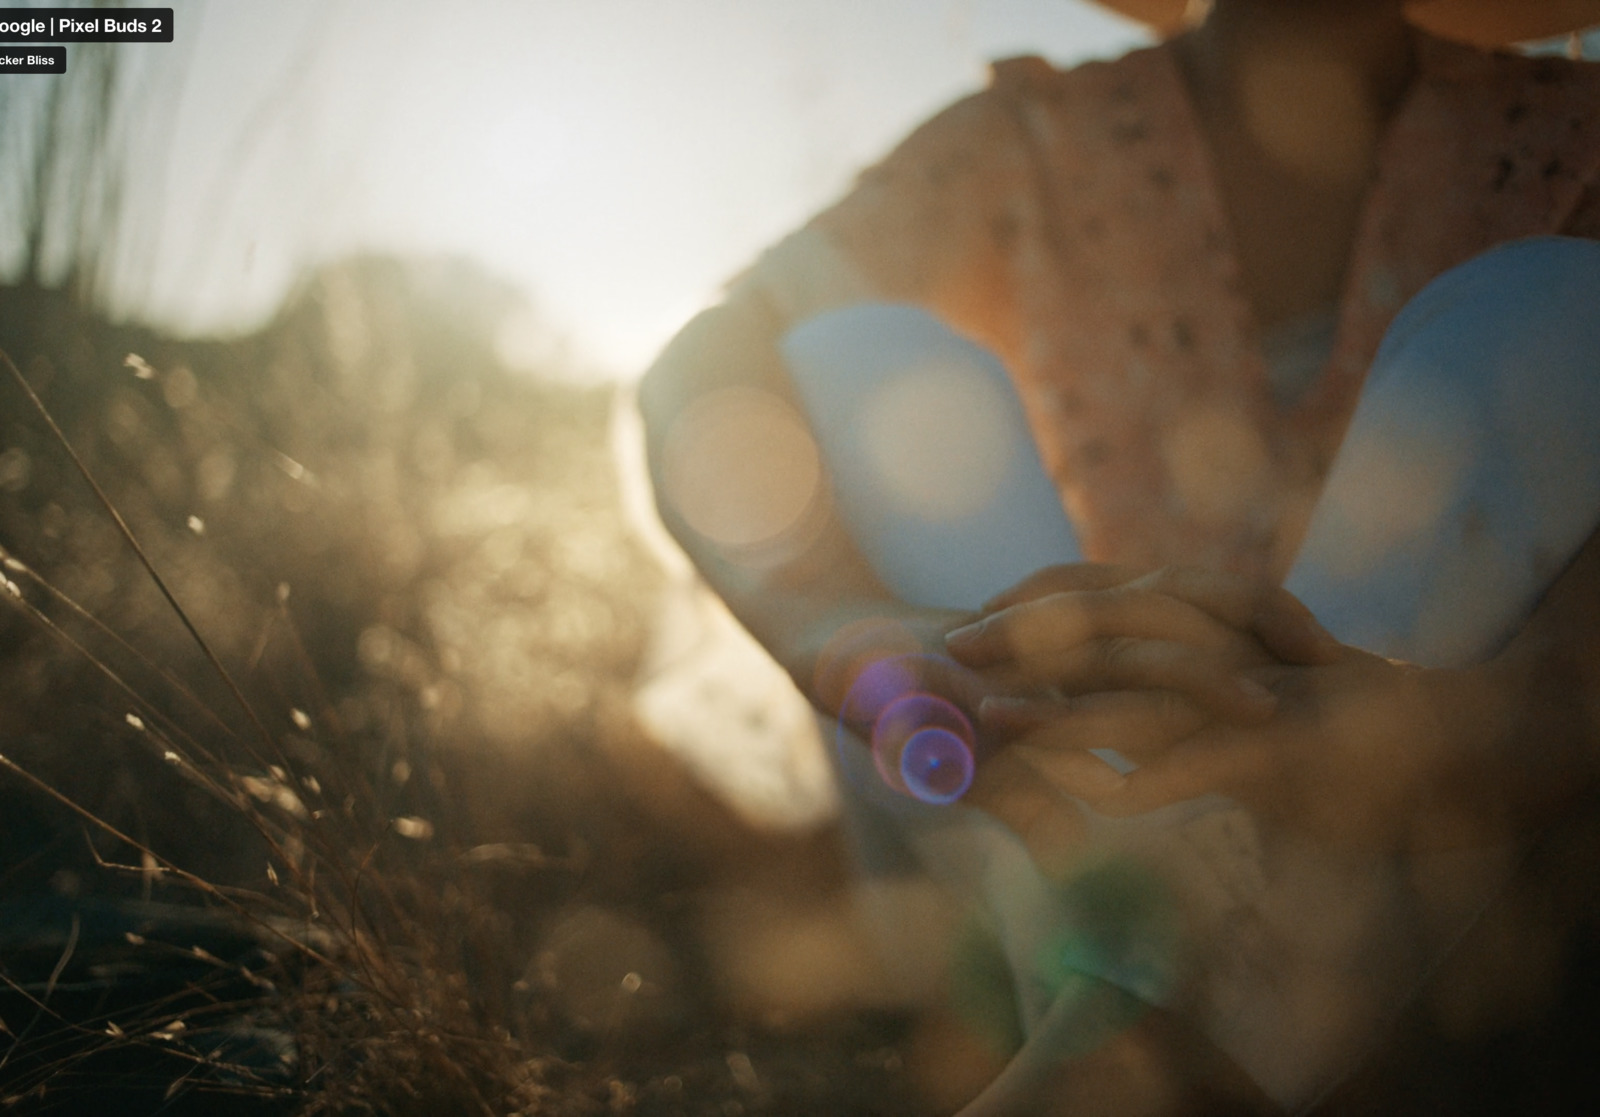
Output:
[749, 36, 1600, 582]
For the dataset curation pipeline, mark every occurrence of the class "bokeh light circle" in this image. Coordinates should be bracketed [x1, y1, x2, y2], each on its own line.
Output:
[869, 689, 975, 804]
[900, 727, 974, 804]
[660, 386, 821, 555]
[833, 653, 983, 804]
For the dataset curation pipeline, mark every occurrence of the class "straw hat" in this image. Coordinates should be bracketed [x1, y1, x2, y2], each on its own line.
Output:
[1104, 0, 1600, 47]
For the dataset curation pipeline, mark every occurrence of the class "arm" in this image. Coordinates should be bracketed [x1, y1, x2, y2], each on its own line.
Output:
[958, 526, 1600, 850]
[638, 84, 1033, 714]
[637, 280, 973, 715]
[1473, 522, 1600, 828]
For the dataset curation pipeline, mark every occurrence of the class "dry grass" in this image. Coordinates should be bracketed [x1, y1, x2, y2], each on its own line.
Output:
[0, 259, 926, 1116]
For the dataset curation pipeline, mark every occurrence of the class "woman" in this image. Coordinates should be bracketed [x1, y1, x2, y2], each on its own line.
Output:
[640, 1, 1600, 1111]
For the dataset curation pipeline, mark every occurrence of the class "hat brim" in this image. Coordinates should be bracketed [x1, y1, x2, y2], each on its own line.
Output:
[1406, 0, 1600, 47]
[1092, 0, 1600, 46]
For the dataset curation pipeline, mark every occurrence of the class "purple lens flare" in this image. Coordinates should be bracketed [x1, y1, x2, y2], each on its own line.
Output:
[835, 653, 983, 805]
[869, 690, 976, 804]
[841, 656, 922, 725]
[901, 727, 975, 804]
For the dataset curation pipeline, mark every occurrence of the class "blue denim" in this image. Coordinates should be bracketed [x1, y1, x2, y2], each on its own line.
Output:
[783, 236, 1600, 669]
[1286, 236, 1600, 666]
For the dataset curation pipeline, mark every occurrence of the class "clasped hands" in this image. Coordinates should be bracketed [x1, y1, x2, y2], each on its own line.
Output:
[818, 563, 1514, 862]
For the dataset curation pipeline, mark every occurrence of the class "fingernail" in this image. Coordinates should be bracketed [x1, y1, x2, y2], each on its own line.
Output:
[1082, 760, 1127, 796]
[1016, 745, 1126, 797]
[1236, 677, 1276, 707]
[979, 695, 1031, 712]
[944, 620, 986, 648]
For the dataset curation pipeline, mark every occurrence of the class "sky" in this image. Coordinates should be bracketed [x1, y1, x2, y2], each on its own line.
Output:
[92, 0, 1148, 379]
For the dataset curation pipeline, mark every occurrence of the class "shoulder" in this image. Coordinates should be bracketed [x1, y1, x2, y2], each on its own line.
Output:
[1406, 35, 1600, 212]
[796, 44, 1174, 319]
[863, 45, 1168, 182]
[1419, 34, 1600, 115]
[986, 44, 1169, 103]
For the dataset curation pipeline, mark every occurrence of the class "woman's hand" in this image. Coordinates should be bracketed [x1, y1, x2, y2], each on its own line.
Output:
[977, 564, 1343, 671]
[1127, 651, 1528, 851]
[811, 607, 1097, 839]
[810, 607, 992, 724]
[987, 640, 1528, 852]
[812, 564, 1330, 736]
[947, 564, 1340, 726]
[942, 564, 1378, 855]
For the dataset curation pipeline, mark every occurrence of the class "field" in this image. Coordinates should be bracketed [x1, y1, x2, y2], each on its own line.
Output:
[0, 258, 960, 1115]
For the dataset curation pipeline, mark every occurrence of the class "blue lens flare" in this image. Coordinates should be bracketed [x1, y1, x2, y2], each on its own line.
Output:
[866, 685, 976, 804]
[835, 653, 982, 804]
[901, 727, 975, 804]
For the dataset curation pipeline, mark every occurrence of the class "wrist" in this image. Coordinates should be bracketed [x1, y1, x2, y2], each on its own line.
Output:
[1390, 661, 1517, 848]
[1436, 658, 1520, 759]
[1435, 645, 1595, 832]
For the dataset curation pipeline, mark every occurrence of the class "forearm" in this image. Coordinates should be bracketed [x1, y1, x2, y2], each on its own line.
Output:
[637, 283, 967, 711]
[1450, 525, 1600, 830]
[682, 506, 966, 711]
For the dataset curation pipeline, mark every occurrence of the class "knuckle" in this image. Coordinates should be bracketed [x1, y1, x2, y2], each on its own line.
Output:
[1077, 587, 1122, 632]
[1144, 564, 1186, 596]
[1148, 688, 1189, 723]
[1090, 785, 1142, 816]
[1009, 605, 1055, 659]
[1096, 634, 1140, 671]
[1189, 664, 1235, 702]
